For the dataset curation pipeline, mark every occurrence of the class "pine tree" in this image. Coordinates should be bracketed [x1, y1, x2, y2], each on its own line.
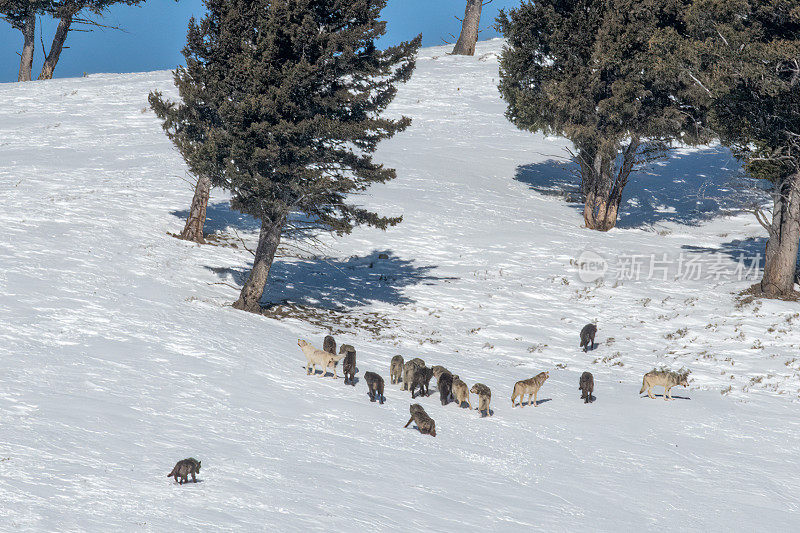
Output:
[0, 0, 49, 81]
[150, 0, 421, 313]
[497, 0, 707, 231]
[653, 0, 800, 298]
[452, 0, 484, 56]
[38, 1, 155, 80]
[1, 0, 158, 81]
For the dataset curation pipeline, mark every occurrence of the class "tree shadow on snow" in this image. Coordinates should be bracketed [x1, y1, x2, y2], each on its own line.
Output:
[205, 250, 453, 309]
[172, 201, 260, 234]
[640, 394, 691, 400]
[682, 237, 767, 262]
[514, 146, 767, 229]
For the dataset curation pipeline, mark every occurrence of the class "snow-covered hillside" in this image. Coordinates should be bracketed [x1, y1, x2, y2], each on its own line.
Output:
[1, 40, 798, 531]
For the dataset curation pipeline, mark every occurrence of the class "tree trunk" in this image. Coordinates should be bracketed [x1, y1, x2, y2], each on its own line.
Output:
[38, 15, 72, 80]
[452, 0, 483, 56]
[759, 171, 800, 298]
[579, 140, 638, 231]
[233, 213, 286, 314]
[583, 189, 621, 231]
[179, 175, 211, 244]
[17, 11, 35, 82]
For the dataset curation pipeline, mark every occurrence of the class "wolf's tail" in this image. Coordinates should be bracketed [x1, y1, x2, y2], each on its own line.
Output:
[639, 376, 647, 394]
[167, 467, 176, 477]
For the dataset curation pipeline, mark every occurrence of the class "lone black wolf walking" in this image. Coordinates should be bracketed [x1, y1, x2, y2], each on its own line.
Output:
[580, 323, 597, 352]
[579, 371, 594, 403]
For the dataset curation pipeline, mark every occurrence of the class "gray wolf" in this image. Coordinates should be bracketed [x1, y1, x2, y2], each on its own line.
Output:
[340, 344, 356, 385]
[579, 371, 594, 403]
[404, 403, 436, 437]
[639, 370, 689, 400]
[511, 372, 549, 407]
[168, 458, 200, 484]
[437, 371, 454, 406]
[452, 377, 471, 409]
[364, 372, 385, 404]
[410, 366, 434, 399]
[431, 365, 449, 380]
[323, 335, 336, 354]
[390, 355, 404, 384]
[470, 383, 492, 417]
[298, 339, 344, 378]
[580, 323, 597, 352]
[402, 358, 425, 390]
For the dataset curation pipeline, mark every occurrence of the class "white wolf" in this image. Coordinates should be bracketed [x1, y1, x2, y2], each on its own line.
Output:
[298, 339, 344, 378]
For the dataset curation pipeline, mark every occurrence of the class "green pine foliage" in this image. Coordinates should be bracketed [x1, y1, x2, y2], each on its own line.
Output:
[653, 0, 800, 181]
[497, 0, 707, 230]
[150, 0, 421, 234]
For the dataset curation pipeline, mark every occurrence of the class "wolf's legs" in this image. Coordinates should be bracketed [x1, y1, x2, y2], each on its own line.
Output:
[647, 386, 655, 399]
[665, 386, 672, 400]
[191, 472, 196, 482]
[533, 392, 538, 406]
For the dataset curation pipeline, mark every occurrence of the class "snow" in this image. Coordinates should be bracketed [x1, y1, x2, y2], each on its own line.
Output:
[1, 39, 799, 530]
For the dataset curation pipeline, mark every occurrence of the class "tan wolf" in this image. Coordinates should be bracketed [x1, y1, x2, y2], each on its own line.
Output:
[511, 371, 549, 407]
[639, 370, 689, 400]
[167, 458, 200, 484]
[298, 339, 344, 378]
[452, 376, 471, 409]
[390, 355, 405, 385]
[470, 383, 492, 417]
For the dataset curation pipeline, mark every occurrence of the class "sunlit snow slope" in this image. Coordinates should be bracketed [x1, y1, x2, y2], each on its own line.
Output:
[0, 40, 798, 531]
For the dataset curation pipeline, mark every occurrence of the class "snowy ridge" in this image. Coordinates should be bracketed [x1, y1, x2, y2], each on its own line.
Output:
[0, 40, 798, 530]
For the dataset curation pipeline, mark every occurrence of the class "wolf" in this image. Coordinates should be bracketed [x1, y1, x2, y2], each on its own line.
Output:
[410, 366, 434, 399]
[580, 323, 597, 352]
[452, 377, 471, 409]
[640, 370, 689, 400]
[364, 371, 385, 404]
[402, 358, 425, 391]
[323, 335, 336, 354]
[437, 370, 454, 406]
[431, 365, 449, 380]
[511, 371, 549, 407]
[167, 458, 200, 485]
[390, 355, 405, 385]
[579, 371, 594, 403]
[404, 403, 436, 437]
[340, 344, 356, 385]
[470, 383, 492, 417]
[298, 339, 344, 378]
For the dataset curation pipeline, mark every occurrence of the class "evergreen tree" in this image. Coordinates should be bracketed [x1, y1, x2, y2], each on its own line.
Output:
[1, 1, 162, 81]
[37, 1, 155, 80]
[497, 0, 707, 231]
[150, 0, 421, 313]
[452, 0, 485, 56]
[0, 0, 49, 80]
[653, 0, 800, 298]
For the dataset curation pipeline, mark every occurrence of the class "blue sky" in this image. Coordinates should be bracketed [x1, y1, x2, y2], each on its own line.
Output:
[0, 1, 519, 83]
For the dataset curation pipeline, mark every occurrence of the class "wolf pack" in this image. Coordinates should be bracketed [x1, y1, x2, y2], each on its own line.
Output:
[167, 321, 690, 481]
[293, 322, 690, 439]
